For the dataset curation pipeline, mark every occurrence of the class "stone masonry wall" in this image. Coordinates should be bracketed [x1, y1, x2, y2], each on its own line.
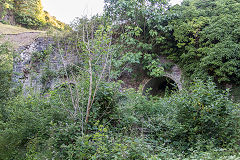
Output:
[13, 37, 79, 94]
[13, 38, 183, 95]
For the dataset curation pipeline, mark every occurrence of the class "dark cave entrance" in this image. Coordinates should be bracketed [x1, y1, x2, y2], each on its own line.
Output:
[142, 77, 178, 97]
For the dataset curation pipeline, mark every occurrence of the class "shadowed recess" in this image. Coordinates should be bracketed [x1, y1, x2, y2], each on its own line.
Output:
[143, 77, 178, 97]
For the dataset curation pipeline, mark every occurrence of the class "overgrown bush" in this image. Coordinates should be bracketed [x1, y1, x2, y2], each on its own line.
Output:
[0, 43, 13, 124]
[91, 82, 122, 124]
[117, 80, 240, 152]
[169, 0, 240, 84]
[0, 43, 12, 102]
[0, 94, 66, 160]
[42, 122, 178, 160]
[0, 77, 239, 159]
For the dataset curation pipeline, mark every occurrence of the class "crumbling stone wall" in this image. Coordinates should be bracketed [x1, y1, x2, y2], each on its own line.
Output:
[13, 37, 78, 94]
[13, 38, 183, 95]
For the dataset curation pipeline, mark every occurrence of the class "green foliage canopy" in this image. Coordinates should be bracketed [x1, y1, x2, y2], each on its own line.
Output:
[104, 0, 176, 77]
[105, 0, 240, 85]
[13, 0, 66, 29]
[169, 0, 240, 84]
[0, 0, 66, 29]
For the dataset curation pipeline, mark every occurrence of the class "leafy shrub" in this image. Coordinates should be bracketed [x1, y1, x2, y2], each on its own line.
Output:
[14, 13, 45, 29]
[169, 80, 239, 150]
[0, 94, 66, 160]
[1, 78, 239, 159]
[169, 0, 240, 84]
[0, 43, 13, 124]
[45, 121, 177, 160]
[0, 43, 12, 102]
[91, 82, 122, 124]
[116, 80, 240, 152]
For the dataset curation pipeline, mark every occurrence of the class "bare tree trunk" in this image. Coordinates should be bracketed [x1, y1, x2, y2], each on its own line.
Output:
[85, 58, 92, 123]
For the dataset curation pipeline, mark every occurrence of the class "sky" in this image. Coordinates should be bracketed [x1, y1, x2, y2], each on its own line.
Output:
[41, 0, 183, 24]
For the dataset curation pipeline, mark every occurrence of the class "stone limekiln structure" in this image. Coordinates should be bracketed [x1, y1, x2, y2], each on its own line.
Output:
[13, 37, 183, 95]
[141, 56, 183, 96]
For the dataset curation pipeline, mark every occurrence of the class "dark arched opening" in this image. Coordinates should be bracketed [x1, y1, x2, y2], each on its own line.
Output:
[143, 77, 178, 97]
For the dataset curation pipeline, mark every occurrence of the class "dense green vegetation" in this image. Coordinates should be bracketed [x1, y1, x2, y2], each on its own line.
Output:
[104, 0, 240, 85]
[0, 42, 12, 102]
[0, 0, 240, 159]
[0, 0, 67, 29]
[169, 0, 240, 84]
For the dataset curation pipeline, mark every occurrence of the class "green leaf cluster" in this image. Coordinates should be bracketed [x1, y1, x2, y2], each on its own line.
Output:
[0, 43, 12, 102]
[105, 0, 240, 85]
[104, 0, 173, 78]
[117, 80, 240, 152]
[0, 0, 67, 30]
[169, 0, 240, 84]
